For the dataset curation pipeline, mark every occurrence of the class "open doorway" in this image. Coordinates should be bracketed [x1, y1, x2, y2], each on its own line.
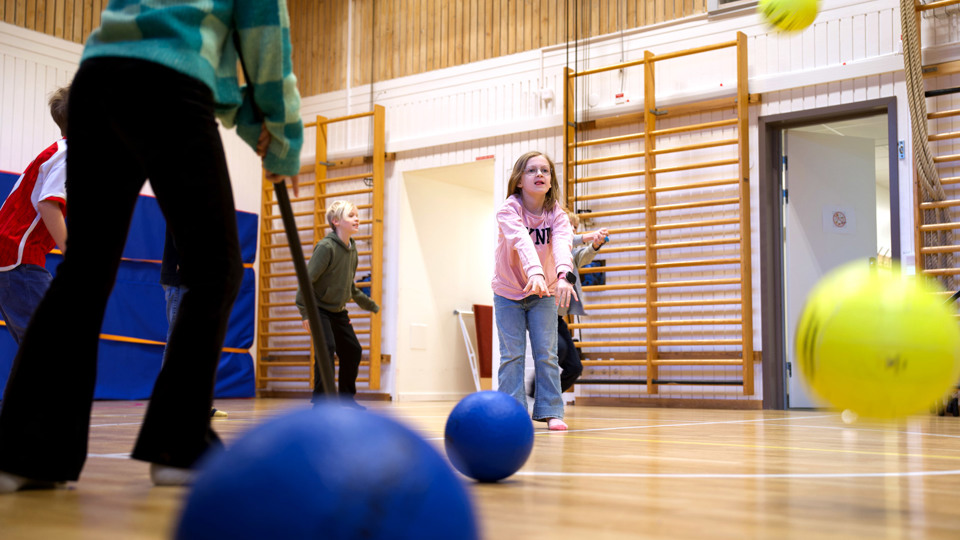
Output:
[395, 160, 496, 401]
[759, 98, 900, 409]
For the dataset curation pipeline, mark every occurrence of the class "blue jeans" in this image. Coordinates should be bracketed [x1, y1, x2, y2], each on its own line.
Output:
[0, 265, 53, 344]
[162, 284, 186, 365]
[494, 293, 563, 420]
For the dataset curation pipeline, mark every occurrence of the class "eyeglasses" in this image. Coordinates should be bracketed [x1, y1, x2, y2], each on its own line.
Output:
[524, 167, 551, 176]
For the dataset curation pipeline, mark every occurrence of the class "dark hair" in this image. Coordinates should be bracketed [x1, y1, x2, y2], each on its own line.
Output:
[48, 86, 70, 135]
[505, 151, 564, 212]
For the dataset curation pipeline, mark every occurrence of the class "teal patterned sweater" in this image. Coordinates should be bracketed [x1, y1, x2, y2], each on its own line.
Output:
[82, 0, 303, 176]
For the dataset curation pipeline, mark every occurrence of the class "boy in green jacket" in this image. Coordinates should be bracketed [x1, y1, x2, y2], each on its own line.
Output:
[296, 200, 379, 408]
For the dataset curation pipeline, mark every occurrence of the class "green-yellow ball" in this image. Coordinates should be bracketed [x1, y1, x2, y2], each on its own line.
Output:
[796, 262, 960, 419]
[758, 0, 819, 33]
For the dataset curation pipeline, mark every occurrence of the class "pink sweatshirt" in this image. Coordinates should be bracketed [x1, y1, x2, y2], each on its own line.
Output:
[492, 195, 574, 300]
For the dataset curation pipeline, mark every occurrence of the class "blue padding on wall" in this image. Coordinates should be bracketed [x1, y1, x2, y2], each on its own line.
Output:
[0, 170, 257, 400]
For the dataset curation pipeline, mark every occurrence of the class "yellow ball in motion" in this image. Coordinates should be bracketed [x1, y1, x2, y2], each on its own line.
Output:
[758, 0, 820, 33]
[796, 262, 960, 419]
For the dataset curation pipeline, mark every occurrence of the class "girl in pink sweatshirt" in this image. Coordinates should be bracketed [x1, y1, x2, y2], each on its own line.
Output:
[492, 151, 576, 431]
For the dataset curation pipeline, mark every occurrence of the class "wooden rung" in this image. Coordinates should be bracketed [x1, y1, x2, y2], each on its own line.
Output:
[595, 244, 645, 254]
[259, 302, 298, 308]
[578, 207, 647, 219]
[607, 226, 645, 234]
[573, 170, 644, 184]
[316, 219, 374, 230]
[934, 153, 960, 164]
[584, 302, 646, 310]
[568, 322, 646, 329]
[652, 318, 742, 326]
[259, 361, 311, 367]
[652, 197, 740, 212]
[653, 298, 740, 307]
[259, 316, 303, 322]
[261, 271, 296, 278]
[918, 0, 960, 12]
[570, 56, 647, 77]
[652, 237, 740, 250]
[581, 360, 647, 366]
[358, 250, 372, 256]
[653, 257, 741, 269]
[259, 346, 310, 352]
[258, 376, 311, 382]
[261, 286, 298, 293]
[652, 178, 739, 194]
[313, 110, 376, 125]
[653, 218, 740, 231]
[649, 38, 738, 62]
[582, 283, 646, 292]
[261, 256, 293, 264]
[652, 158, 739, 176]
[570, 132, 644, 148]
[941, 176, 960, 185]
[652, 359, 744, 366]
[930, 131, 960, 142]
[652, 339, 742, 346]
[919, 222, 960, 231]
[315, 171, 373, 184]
[316, 187, 374, 198]
[651, 118, 737, 137]
[920, 245, 960, 254]
[929, 108, 960, 120]
[260, 331, 308, 337]
[576, 189, 645, 202]
[652, 277, 741, 288]
[576, 340, 648, 347]
[922, 268, 960, 276]
[263, 226, 312, 235]
[651, 138, 738, 156]
[580, 264, 645, 274]
[573, 151, 645, 167]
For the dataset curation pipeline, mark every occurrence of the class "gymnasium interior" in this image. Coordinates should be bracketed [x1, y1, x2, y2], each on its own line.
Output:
[2, 0, 960, 537]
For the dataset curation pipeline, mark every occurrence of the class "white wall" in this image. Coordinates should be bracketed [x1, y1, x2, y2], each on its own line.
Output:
[395, 161, 495, 400]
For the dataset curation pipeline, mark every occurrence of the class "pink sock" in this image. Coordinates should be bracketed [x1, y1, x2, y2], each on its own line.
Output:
[547, 418, 568, 431]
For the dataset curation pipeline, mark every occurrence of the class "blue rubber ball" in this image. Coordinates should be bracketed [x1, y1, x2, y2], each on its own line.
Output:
[176, 405, 478, 540]
[444, 391, 535, 482]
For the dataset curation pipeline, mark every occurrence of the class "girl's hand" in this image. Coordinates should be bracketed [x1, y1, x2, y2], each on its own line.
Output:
[302, 319, 310, 332]
[523, 274, 549, 298]
[555, 278, 578, 308]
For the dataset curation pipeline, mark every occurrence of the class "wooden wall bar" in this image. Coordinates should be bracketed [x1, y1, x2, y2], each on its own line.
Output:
[5, 1, 708, 98]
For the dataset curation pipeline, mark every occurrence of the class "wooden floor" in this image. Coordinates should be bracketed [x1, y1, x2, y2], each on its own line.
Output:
[3, 398, 960, 539]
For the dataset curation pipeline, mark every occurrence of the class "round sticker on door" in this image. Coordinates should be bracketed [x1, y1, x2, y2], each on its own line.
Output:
[832, 211, 847, 229]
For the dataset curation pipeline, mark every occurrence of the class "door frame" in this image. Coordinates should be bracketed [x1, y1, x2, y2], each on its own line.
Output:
[758, 97, 900, 410]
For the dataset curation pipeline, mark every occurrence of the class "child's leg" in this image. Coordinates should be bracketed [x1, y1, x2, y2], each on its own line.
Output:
[327, 310, 363, 397]
[494, 295, 529, 409]
[557, 317, 582, 392]
[528, 296, 563, 421]
[311, 309, 338, 401]
[0, 265, 52, 344]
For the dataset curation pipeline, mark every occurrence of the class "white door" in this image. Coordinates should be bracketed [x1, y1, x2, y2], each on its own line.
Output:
[784, 130, 879, 408]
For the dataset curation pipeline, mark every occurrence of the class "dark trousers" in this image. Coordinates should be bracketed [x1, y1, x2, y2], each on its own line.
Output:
[311, 307, 363, 399]
[0, 58, 242, 481]
[557, 316, 583, 392]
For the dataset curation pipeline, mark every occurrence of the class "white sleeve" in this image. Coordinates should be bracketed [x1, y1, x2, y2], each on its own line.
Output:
[36, 141, 67, 206]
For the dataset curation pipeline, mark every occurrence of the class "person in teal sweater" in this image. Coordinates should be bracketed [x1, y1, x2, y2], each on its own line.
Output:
[0, 1, 302, 493]
[296, 200, 380, 408]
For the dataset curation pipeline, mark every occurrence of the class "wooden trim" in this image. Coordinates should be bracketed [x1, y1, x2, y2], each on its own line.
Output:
[575, 396, 762, 410]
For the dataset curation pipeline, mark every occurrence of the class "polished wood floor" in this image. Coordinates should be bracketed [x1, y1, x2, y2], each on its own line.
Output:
[2, 398, 960, 539]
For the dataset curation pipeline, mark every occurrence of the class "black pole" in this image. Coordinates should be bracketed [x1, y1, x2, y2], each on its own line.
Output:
[272, 182, 336, 396]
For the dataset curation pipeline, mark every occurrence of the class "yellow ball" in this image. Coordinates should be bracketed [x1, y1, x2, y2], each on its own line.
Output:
[758, 0, 819, 33]
[796, 262, 960, 419]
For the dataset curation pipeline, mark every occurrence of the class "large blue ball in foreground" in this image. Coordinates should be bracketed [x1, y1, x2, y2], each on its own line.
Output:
[176, 405, 478, 540]
[444, 391, 535, 482]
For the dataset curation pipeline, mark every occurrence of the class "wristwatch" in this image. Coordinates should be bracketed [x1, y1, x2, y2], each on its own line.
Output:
[561, 271, 577, 284]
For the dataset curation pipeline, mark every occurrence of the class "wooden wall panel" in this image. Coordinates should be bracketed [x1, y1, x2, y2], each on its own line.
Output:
[5, 1, 710, 98]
